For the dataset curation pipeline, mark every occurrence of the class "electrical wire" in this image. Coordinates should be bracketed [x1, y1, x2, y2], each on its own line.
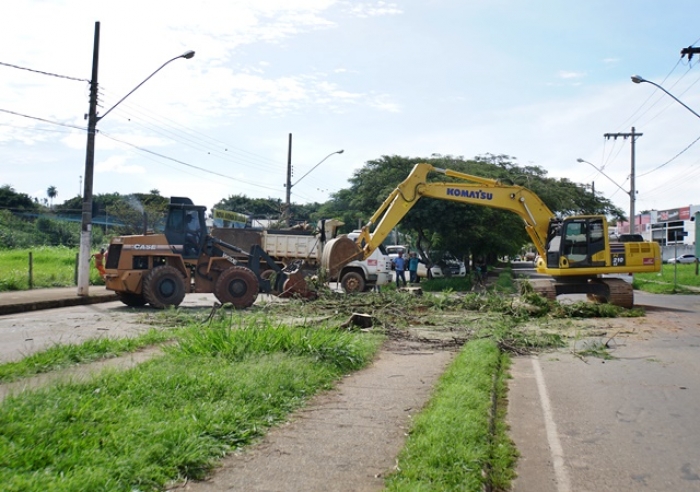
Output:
[0, 60, 89, 82]
[637, 134, 700, 178]
[99, 131, 284, 193]
[0, 108, 86, 131]
[98, 86, 282, 171]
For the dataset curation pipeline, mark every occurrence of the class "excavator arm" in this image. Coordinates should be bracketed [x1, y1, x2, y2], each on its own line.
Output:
[355, 163, 555, 260]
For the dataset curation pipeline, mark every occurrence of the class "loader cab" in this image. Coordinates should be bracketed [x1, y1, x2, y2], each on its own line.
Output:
[164, 197, 207, 259]
[545, 216, 607, 269]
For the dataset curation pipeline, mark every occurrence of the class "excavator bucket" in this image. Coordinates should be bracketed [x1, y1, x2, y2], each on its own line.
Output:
[280, 270, 315, 299]
[321, 236, 364, 278]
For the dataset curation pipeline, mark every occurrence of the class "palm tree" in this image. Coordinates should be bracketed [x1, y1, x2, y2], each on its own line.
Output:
[47, 186, 58, 209]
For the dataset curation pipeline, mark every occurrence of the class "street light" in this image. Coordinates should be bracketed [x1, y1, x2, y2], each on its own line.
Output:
[284, 149, 344, 217]
[631, 75, 700, 120]
[577, 158, 636, 230]
[291, 149, 344, 189]
[632, 74, 700, 262]
[77, 20, 194, 296]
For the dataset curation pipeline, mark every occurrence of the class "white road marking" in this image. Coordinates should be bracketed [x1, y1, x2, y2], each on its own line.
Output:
[531, 356, 571, 492]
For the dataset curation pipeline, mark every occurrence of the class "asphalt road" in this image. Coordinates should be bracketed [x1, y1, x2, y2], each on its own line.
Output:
[509, 291, 700, 491]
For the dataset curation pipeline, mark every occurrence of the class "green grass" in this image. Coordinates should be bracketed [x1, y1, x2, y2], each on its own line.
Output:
[419, 275, 473, 292]
[0, 247, 104, 291]
[0, 328, 174, 383]
[386, 338, 516, 491]
[0, 315, 382, 491]
[634, 263, 700, 293]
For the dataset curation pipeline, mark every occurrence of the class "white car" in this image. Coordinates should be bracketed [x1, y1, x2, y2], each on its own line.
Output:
[417, 261, 443, 278]
[667, 254, 697, 264]
[386, 246, 443, 279]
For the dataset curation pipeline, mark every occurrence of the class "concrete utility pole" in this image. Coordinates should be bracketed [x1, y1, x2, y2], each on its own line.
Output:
[603, 127, 642, 234]
[285, 133, 293, 221]
[76, 22, 194, 296]
[77, 21, 101, 297]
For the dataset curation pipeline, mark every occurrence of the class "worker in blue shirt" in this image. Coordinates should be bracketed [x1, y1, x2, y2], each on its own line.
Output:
[408, 252, 420, 283]
[393, 252, 407, 287]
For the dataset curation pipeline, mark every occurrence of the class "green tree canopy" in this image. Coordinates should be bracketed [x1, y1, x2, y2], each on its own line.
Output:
[0, 185, 39, 212]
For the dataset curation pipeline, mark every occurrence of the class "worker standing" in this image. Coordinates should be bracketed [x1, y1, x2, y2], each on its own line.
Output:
[393, 252, 407, 288]
[408, 252, 420, 283]
[91, 248, 106, 277]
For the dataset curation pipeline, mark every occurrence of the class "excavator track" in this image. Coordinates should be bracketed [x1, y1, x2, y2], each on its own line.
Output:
[530, 279, 557, 301]
[594, 278, 634, 309]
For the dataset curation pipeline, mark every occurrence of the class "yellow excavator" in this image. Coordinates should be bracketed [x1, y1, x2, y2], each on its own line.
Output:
[322, 163, 661, 307]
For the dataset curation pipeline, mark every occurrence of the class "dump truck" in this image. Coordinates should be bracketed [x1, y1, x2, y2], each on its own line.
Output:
[211, 220, 393, 293]
[322, 163, 661, 307]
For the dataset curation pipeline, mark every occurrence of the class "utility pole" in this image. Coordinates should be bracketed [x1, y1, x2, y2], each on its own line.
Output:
[603, 127, 642, 234]
[285, 133, 292, 223]
[77, 21, 101, 296]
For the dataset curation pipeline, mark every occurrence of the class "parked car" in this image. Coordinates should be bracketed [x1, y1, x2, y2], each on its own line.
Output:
[616, 234, 645, 242]
[385, 245, 408, 259]
[667, 254, 697, 264]
[386, 245, 443, 278]
[417, 261, 443, 278]
[440, 254, 467, 277]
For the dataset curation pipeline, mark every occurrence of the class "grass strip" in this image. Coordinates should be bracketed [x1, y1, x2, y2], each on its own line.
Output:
[0, 328, 173, 383]
[0, 317, 382, 491]
[386, 338, 516, 491]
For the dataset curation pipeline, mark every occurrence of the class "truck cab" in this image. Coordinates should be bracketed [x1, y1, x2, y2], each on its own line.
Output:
[339, 231, 393, 292]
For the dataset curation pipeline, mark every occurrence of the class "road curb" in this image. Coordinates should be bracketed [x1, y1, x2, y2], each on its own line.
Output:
[0, 294, 119, 316]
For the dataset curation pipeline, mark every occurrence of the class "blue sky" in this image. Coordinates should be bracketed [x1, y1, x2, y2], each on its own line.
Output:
[2, 0, 700, 218]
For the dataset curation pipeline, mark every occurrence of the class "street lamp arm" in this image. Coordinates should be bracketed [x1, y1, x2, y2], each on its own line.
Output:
[98, 50, 195, 122]
[292, 149, 344, 187]
[576, 158, 631, 196]
[631, 75, 700, 120]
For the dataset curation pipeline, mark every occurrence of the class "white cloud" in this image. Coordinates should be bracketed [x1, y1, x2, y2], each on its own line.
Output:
[96, 155, 146, 175]
[558, 70, 586, 80]
[345, 1, 403, 18]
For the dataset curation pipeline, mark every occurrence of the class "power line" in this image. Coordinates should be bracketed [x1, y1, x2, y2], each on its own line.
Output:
[637, 134, 700, 178]
[0, 60, 89, 82]
[0, 108, 86, 131]
[98, 86, 282, 171]
[100, 131, 283, 193]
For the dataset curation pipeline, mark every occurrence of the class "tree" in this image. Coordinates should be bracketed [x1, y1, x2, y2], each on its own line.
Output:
[0, 185, 39, 212]
[46, 186, 58, 208]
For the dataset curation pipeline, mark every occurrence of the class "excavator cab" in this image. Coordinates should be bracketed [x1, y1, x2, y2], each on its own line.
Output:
[546, 216, 607, 269]
[164, 198, 207, 259]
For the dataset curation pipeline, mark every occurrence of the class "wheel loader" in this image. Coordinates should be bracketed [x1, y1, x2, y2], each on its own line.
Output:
[321, 163, 662, 308]
[103, 197, 312, 309]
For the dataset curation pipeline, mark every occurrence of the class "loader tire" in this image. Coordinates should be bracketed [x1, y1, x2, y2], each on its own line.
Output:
[215, 266, 259, 309]
[341, 271, 365, 294]
[143, 266, 186, 309]
[116, 292, 147, 307]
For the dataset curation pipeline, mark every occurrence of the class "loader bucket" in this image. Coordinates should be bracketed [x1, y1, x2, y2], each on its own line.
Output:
[279, 271, 314, 299]
[321, 235, 364, 278]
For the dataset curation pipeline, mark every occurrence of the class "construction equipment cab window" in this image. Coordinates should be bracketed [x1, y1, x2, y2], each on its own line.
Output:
[548, 217, 605, 268]
[165, 208, 204, 258]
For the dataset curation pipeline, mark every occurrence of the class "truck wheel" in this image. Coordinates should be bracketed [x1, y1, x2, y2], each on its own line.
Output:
[116, 292, 147, 307]
[341, 271, 365, 294]
[143, 266, 186, 309]
[215, 266, 259, 309]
